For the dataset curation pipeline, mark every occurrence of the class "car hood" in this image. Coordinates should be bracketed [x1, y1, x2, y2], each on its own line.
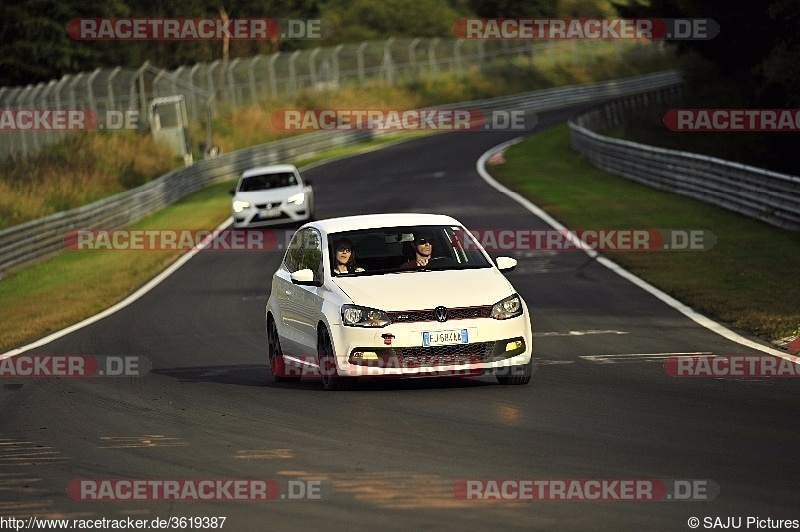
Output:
[235, 186, 304, 203]
[331, 268, 515, 311]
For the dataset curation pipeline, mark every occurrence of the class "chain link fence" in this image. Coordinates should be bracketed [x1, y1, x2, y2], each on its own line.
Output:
[0, 38, 626, 161]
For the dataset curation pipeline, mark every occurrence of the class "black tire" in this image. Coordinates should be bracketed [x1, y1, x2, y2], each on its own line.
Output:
[318, 327, 353, 391]
[496, 358, 533, 385]
[268, 317, 300, 382]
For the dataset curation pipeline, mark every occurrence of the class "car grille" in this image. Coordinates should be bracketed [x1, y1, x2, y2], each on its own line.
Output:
[387, 305, 493, 323]
[393, 342, 495, 367]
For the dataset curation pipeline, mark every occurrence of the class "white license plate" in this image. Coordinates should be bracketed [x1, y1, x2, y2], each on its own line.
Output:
[422, 329, 468, 347]
[259, 209, 281, 218]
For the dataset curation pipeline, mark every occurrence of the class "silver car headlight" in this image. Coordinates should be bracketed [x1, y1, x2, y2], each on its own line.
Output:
[491, 293, 523, 320]
[287, 192, 305, 205]
[342, 304, 392, 327]
[232, 200, 250, 213]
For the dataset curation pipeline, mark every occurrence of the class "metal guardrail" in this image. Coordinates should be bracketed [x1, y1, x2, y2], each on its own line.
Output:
[569, 91, 800, 231]
[0, 70, 685, 273]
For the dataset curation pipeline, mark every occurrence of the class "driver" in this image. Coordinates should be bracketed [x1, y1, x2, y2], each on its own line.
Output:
[400, 233, 434, 269]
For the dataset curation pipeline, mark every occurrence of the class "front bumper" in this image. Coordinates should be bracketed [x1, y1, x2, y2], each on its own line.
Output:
[232, 203, 311, 228]
[328, 315, 532, 378]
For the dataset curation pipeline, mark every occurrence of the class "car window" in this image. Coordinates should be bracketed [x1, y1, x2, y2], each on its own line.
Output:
[239, 171, 298, 192]
[299, 228, 323, 281]
[327, 225, 492, 275]
[284, 229, 305, 273]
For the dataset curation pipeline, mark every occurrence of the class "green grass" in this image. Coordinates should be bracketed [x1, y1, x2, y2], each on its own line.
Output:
[490, 125, 800, 342]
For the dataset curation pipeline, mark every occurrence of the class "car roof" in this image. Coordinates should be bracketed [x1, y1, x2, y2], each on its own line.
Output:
[241, 164, 298, 178]
[308, 213, 462, 234]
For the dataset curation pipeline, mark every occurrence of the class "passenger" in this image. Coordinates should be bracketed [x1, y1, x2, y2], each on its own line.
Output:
[400, 233, 434, 269]
[332, 238, 364, 275]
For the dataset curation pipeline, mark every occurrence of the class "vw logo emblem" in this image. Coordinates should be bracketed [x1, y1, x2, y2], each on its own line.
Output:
[434, 306, 448, 322]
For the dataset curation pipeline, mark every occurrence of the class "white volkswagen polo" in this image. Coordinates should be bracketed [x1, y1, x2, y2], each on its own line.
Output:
[265, 213, 533, 390]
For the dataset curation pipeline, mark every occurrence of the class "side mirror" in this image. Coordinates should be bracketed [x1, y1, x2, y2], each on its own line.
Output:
[291, 268, 321, 286]
[495, 256, 517, 272]
[228, 188, 236, 195]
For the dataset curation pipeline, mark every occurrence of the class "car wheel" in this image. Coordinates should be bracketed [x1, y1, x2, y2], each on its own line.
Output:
[318, 327, 353, 391]
[268, 317, 300, 382]
[496, 358, 533, 385]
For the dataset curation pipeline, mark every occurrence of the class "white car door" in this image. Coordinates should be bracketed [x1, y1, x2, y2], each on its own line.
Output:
[277, 228, 325, 356]
[291, 228, 325, 355]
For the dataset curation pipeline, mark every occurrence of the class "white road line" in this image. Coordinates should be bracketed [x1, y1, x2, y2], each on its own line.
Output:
[1, 218, 234, 360]
[476, 138, 797, 362]
[580, 352, 712, 364]
[534, 330, 629, 337]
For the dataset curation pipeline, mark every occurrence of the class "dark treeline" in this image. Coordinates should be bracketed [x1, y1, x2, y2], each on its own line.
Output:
[0, 0, 797, 110]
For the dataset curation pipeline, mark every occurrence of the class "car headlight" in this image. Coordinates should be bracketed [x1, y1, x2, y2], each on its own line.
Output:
[287, 193, 305, 205]
[342, 304, 392, 327]
[491, 293, 523, 320]
[232, 200, 250, 213]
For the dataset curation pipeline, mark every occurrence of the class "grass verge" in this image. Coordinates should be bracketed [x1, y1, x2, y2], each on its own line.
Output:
[489, 125, 800, 342]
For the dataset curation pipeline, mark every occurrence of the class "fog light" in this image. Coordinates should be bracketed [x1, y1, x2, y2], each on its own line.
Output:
[505, 341, 523, 352]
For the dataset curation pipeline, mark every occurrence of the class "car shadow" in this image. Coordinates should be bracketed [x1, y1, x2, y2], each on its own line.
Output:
[150, 364, 499, 391]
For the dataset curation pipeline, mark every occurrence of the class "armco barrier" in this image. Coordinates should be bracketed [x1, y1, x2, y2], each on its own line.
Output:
[0, 70, 683, 273]
[569, 95, 800, 231]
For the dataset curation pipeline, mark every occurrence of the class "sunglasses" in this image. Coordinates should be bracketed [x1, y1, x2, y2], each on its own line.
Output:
[336, 247, 352, 253]
[415, 238, 432, 245]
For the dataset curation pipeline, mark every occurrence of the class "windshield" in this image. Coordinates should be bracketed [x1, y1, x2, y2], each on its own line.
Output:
[238, 171, 298, 192]
[328, 225, 492, 276]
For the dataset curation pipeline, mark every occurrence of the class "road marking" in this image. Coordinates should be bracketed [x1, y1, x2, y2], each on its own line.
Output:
[477, 140, 796, 363]
[534, 330, 629, 337]
[580, 352, 712, 364]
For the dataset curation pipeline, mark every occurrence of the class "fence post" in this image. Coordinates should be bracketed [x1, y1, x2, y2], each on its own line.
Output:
[383, 38, 395, 85]
[289, 50, 301, 97]
[189, 64, 201, 118]
[332, 44, 343, 85]
[248, 56, 260, 105]
[309, 47, 320, 91]
[106, 66, 121, 111]
[268, 52, 280, 99]
[357, 41, 368, 83]
[428, 38, 440, 79]
[227, 58, 240, 107]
